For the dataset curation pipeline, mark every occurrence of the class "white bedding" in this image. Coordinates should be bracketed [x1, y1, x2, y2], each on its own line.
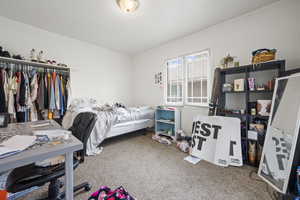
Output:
[62, 98, 154, 155]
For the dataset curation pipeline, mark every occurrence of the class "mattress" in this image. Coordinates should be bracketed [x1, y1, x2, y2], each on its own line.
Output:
[107, 119, 154, 138]
[62, 98, 155, 155]
[114, 107, 155, 124]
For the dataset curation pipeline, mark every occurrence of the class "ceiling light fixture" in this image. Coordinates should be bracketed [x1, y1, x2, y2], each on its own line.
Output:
[116, 0, 140, 13]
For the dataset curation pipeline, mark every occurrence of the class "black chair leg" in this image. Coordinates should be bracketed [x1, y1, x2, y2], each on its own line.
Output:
[58, 182, 92, 200]
[74, 182, 92, 193]
[49, 179, 63, 198]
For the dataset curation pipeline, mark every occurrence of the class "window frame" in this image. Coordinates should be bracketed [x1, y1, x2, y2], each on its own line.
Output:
[164, 49, 211, 107]
[184, 50, 210, 107]
[164, 57, 184, 106]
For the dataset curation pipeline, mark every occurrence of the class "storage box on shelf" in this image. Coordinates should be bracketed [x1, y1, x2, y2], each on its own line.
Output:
[217, 60, 285, 167]
[155, 108, 181, 140]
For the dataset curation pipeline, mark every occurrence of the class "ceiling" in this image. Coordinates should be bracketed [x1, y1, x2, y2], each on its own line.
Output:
[0, 0, 279, 55]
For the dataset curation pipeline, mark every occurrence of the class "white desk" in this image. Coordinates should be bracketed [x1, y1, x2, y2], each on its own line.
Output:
[0, 120, 83, 200]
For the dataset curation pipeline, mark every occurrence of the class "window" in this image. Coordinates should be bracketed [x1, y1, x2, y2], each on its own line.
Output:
[165, 58, 184, 105]
[165, 50, 210, 106]
[185, 51, 209, 106]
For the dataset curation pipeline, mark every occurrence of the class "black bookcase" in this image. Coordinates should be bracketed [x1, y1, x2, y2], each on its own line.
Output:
[217, 60, 285, 167]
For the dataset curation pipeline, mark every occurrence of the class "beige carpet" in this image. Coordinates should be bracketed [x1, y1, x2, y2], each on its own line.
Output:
[21, 130, 273, 200]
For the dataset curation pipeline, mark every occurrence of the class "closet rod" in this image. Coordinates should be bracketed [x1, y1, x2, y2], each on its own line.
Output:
[0, 56, 70, 72]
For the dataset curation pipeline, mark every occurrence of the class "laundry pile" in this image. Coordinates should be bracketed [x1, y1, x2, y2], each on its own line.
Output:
[152, 130, 192, 153]
[0, 65, 71, 122]
[89, 186, 135, 200]
[176, 131, 192, 153]
[152, 134, 172, 145]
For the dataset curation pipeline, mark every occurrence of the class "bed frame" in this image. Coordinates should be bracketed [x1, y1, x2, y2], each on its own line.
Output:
[106, 119, 154, 138]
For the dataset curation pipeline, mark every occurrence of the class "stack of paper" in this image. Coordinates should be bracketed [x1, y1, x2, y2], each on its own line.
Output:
[184, 155, 202, 165]
[33, 129, 71, 141]
[0, 135, 36, 159]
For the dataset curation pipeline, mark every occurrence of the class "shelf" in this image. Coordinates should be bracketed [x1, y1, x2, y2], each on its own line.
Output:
[249, 115, 269, 120]
[249, 90, 274, 93]
[156, 131, 173, 137]
[155, 108, 180, 139]
[245, 161, 259, 168]
[220, 60, 285, 75]
[0, 56, 70, 71]
[247, 138, 258, 142]
[156, 120, 175, 125]
[219, 112, 247, 117]
[156, 108, 175, 112]
[220, 66, 246, 75]
[247, 60, 285, 73]
[223, 90, 274, 94]
[223, 91, 245, 94]
[220, 113, 270, 121]
[219, 60, 285, 169]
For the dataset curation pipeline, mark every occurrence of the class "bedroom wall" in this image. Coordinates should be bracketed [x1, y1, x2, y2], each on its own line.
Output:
[132, 0, 300, 134]
[0, 16, 134, 106]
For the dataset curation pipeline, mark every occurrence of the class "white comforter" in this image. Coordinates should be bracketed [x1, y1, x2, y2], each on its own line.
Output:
[62, 98, 154, 155]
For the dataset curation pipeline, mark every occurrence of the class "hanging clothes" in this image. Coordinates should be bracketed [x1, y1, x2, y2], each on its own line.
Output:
[2, 69, 9, 107]
[0, 62, 70, 123]
[7, 71, 18, 119]
[61, 76, 67, 111]
[49, 72, 56, 111]
[44, 72, 49, 109]
[0, 70, 6, 112]
[18, 72, 26, 107]
[24, 72, 30, 107]
[16, 72, 26, 122]
[36, 73, 45, 110]
[15, 72, 21, 108]
[59, 75, 65, 116]
[30, 71, 38, 100]
[29, 71, 38, 121]
[54, 72, 61, 111]
[66, 78, 72, 108]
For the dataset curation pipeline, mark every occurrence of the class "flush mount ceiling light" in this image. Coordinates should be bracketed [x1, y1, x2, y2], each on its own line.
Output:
[116, 0, 140, 13]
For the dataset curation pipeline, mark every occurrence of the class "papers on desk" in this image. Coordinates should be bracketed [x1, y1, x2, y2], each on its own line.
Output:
[30, 121, 51, 128]
[33, 129, 71, 141]
[0, 135, 36, 159]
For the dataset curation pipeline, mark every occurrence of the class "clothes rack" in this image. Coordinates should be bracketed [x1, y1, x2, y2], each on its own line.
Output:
[0, 56, 71, 123]
[0, 56, 70, 72]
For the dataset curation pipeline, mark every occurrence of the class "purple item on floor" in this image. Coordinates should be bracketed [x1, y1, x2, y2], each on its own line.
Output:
[89, 186, 135, 200]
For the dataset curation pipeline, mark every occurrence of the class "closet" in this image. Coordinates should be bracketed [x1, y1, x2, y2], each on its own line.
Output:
[0, 57, 70, 123]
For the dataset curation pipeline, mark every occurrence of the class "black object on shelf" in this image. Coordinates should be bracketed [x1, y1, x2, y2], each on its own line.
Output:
[217, 60, 285, 167]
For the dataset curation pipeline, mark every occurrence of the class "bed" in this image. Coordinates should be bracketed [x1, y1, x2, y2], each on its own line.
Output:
[108, 119, 154, 138]
[62, 98, 154, 155]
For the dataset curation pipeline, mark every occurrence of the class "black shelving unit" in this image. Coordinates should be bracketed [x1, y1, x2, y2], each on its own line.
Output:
[217, 60, 285, 167]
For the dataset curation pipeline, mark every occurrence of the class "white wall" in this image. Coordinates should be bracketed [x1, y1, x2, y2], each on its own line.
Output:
[132, 0, 300, 134]
[0, 16, 134, 106]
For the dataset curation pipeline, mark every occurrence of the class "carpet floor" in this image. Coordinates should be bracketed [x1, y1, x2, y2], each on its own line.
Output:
[21, 130, 273, 200]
